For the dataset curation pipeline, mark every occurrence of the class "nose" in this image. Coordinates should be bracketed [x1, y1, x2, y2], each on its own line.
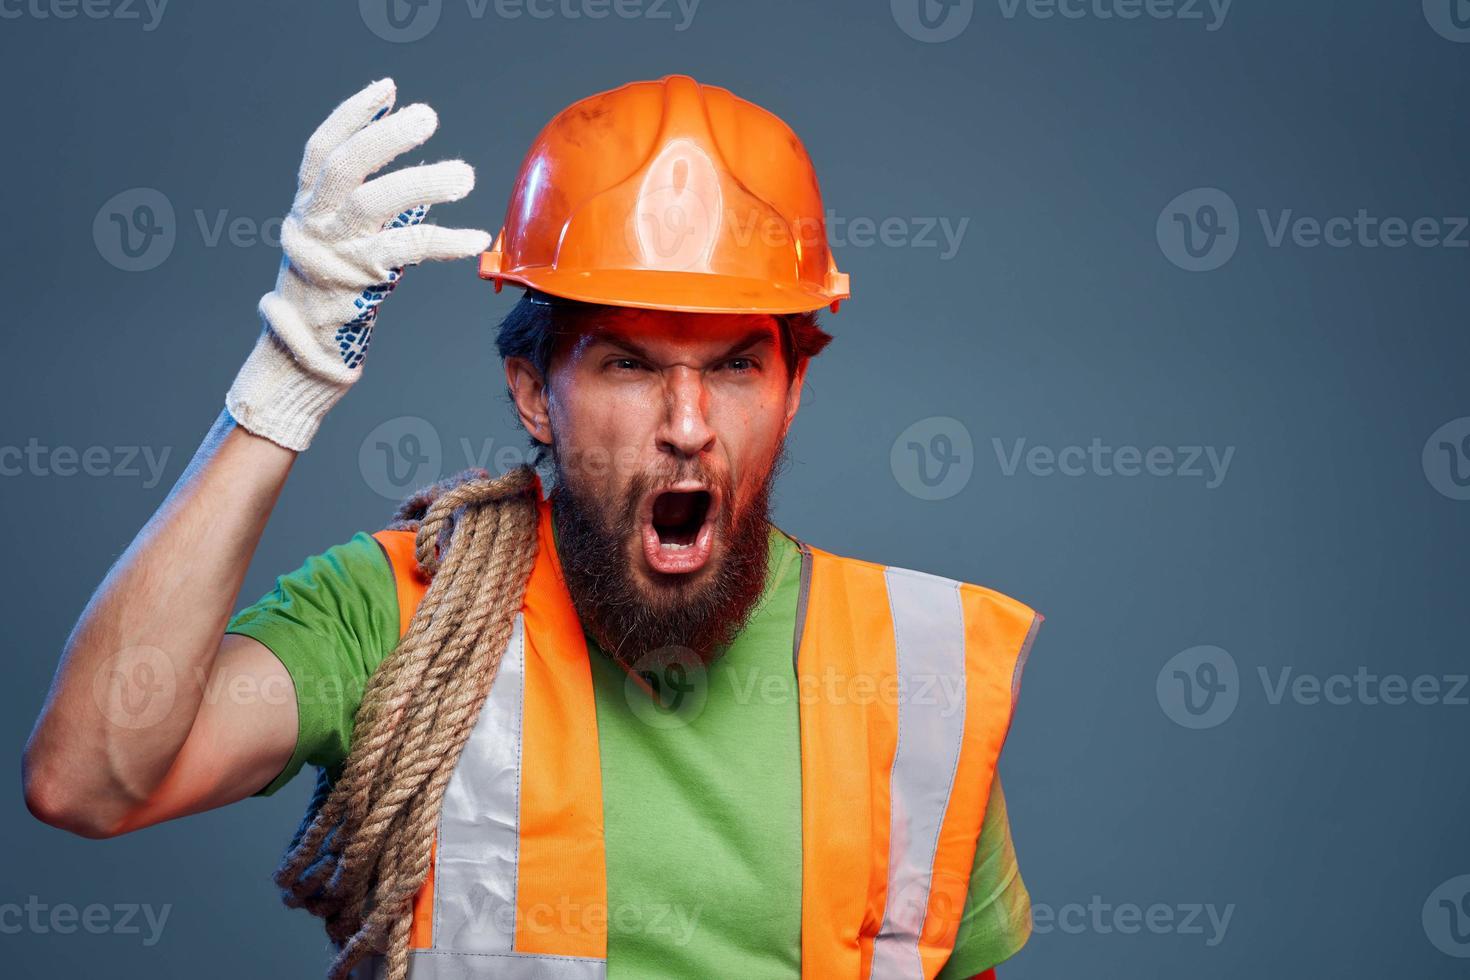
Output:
[655, 365, 716, 460]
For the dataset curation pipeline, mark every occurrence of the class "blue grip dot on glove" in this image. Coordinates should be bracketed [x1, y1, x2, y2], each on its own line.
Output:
[334, 204, 429, 368]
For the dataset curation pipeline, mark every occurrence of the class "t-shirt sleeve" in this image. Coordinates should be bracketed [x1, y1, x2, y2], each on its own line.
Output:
[936, 776, 1033, 978]
[225, 531, 400, 797]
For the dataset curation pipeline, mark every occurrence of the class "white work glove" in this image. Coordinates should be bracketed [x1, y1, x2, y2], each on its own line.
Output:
[226, 78, 490, 451]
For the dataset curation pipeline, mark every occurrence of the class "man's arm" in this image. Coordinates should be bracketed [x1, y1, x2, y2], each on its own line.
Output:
[21, 78, 488, 839]
[938, 776, 1033, 979]
[23, 412, 299, 837]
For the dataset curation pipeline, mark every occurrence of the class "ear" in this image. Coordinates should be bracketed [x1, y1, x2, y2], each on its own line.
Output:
[505, 356, 553, 445]
[780, 358, 808, 440]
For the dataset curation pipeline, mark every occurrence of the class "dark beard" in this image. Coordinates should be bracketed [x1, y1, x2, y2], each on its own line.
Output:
[549, 449, 782, 674]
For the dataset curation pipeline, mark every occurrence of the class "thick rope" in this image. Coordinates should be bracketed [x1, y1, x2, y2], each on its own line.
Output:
[273, 465, 540, 980]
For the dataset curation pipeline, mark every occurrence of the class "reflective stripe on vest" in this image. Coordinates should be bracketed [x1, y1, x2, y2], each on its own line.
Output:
[366, 495, 1040, 979]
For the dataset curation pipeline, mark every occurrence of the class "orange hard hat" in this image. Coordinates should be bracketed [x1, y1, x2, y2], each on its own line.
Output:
[479, 74, 849, 315]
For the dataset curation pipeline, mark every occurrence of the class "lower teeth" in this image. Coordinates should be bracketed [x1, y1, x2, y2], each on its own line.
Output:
[660, 541, 692, 550]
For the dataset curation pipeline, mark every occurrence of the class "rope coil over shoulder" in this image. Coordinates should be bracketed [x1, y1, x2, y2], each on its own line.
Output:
[273, 465, 540, 980]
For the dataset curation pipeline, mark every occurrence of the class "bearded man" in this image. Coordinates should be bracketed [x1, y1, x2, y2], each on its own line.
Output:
[24, 76, 1041, 980]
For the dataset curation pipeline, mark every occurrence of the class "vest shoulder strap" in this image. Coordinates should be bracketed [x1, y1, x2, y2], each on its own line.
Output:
[797, 543, 1041, 702]
[369, 511, 610, 968]
[372, 529, 429, 642]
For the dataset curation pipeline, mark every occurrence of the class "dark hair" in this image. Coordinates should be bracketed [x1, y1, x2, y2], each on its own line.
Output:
[494, 289, 833, 386]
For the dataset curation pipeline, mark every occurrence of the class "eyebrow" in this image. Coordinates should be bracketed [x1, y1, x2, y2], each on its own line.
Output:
[591, 325, 778, 364]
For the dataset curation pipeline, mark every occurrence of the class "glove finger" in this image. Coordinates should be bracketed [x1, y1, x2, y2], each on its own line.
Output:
[307, 103, 439, 215]
[341, 160, 475, 232]
[298, 78, 396, 192]
[371, 225, 493, 270]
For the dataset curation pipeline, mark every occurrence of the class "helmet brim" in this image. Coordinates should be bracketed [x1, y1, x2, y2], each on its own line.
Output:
[485, 266, 845, 316]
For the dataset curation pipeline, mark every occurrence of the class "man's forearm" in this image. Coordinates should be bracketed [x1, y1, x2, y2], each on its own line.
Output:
[23, 409, 293, 835]
[23, 79, 488, 839]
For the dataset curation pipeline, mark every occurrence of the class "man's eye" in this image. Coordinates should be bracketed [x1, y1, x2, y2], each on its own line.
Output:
[610, 358, 644, 372]
[724, 357, 757, 373]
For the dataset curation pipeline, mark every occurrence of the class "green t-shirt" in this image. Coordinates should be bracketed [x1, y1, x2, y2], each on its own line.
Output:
[227, 525, 1031, 978]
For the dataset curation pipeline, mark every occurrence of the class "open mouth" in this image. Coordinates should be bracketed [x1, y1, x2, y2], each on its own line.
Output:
[642, 487, 717, 575]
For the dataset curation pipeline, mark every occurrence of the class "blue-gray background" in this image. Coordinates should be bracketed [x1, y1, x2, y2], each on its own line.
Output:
[3, 1, 1467, 977]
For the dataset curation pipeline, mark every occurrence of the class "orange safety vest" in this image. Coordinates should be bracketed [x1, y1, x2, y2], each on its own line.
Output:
[361, 494, 1040, 980]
